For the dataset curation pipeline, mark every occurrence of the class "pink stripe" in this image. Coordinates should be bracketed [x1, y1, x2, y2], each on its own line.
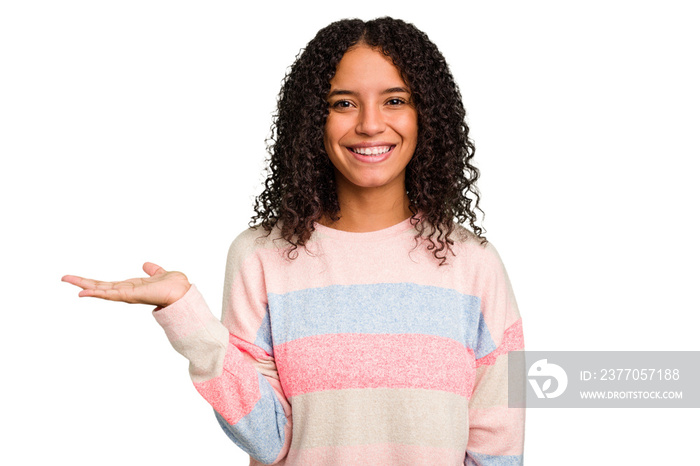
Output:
[193, 343, 261, 425]
[476, 319, 524, 368]
[256, 235, 499, 297]
[287, 443, 465, 465]
[468, 405, 525, 455]
[275, 333, 475, 397]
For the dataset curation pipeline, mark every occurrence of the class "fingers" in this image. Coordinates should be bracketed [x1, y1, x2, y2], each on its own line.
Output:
[61, 275, 99, 289]
[62, 275, 116, 301]
[143, 262, 166, 277]
[62, 275, 104, 290]
[77, 287, 128, 301]
[61, 266, 171, 305]
[61, 275, 81, 286]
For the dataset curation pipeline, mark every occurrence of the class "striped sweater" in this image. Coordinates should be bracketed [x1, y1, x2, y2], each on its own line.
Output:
[153, 215, 525, 465]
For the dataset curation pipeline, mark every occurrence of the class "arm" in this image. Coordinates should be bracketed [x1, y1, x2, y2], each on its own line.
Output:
[465, 244, 525, 466]
[153, 232, 292, 465]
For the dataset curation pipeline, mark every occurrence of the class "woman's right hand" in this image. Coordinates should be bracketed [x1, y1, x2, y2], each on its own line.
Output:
[61, 262, 191, 309]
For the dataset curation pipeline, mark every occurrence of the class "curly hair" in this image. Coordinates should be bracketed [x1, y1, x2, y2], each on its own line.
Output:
[249, 17, 486, 265]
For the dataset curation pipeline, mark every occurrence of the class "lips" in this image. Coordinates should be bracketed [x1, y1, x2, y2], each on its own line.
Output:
[346, 143, 396, 157]
[345, 143, 396, 163]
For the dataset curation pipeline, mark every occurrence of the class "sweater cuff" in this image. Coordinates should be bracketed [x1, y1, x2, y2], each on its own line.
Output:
[152, 284, 224, 346]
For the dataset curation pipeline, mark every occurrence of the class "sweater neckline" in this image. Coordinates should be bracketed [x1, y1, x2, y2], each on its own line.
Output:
[312, 213, 421, 242]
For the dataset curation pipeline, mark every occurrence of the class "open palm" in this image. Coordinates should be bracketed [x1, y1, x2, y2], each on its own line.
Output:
[62, 262, 191, 308]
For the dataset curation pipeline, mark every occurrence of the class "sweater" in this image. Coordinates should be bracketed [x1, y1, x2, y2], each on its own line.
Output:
[153, 215, 525, 465]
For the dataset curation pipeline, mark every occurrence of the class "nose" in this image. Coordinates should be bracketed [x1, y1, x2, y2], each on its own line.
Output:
[356, 105, 386, 136]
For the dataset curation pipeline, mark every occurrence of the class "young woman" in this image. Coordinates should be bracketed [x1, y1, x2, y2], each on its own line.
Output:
[63, 17, 524, 466]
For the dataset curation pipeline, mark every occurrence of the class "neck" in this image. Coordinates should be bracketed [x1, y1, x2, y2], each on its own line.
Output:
[319, 177, 414, 232]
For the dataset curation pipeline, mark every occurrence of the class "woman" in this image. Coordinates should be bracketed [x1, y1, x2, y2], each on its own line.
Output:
[63, 17, 524, 465]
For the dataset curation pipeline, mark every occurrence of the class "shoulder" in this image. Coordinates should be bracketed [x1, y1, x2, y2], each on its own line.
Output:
[448, 225, 522, 331]
[226, 223, 288, 269]
[446, 223, 508, 274]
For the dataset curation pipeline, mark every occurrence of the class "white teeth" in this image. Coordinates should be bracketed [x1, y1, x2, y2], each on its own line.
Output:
[351, 146, 392, 156]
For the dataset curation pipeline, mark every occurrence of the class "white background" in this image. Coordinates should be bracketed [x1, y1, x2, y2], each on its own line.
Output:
[2, 1, 698, 464]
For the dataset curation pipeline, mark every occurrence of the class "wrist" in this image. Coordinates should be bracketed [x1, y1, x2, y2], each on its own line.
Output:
[164, 282, 192, 308]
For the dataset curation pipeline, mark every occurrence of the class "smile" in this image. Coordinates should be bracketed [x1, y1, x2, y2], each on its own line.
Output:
[348, 145, 394, 156]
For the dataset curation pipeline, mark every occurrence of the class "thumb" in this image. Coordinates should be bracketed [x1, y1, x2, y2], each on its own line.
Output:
[143, 262, 166, 277]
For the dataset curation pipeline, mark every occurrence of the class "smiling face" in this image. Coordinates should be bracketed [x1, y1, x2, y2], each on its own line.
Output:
[324, 44, 418, 200]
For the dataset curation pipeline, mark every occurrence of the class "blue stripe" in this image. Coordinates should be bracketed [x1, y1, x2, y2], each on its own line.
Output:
[465, 451, 523, 466]
[254, 304, 274, 357]
[267, 282, 496, 357]
[214, 371, 288, 464]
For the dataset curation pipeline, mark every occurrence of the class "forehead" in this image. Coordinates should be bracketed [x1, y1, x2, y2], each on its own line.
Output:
[329, 45, 408, 91]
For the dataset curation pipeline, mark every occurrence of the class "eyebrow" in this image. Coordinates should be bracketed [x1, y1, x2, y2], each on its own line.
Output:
[327, 87, 411, 99]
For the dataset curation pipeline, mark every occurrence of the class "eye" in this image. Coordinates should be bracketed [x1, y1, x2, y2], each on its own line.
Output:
[331, 100, 354, 109]
[386, 98, 407, 106]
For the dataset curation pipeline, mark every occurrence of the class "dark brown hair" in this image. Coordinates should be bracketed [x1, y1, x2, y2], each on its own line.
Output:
[250, 17, 486, 265]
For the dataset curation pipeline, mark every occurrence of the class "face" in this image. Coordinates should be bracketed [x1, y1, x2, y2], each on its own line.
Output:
[324, 44, 418, 197]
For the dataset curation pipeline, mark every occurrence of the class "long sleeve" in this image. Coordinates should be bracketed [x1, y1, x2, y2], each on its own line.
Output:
[153, 229, 292, 465]
[465, 244, 525, 465]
